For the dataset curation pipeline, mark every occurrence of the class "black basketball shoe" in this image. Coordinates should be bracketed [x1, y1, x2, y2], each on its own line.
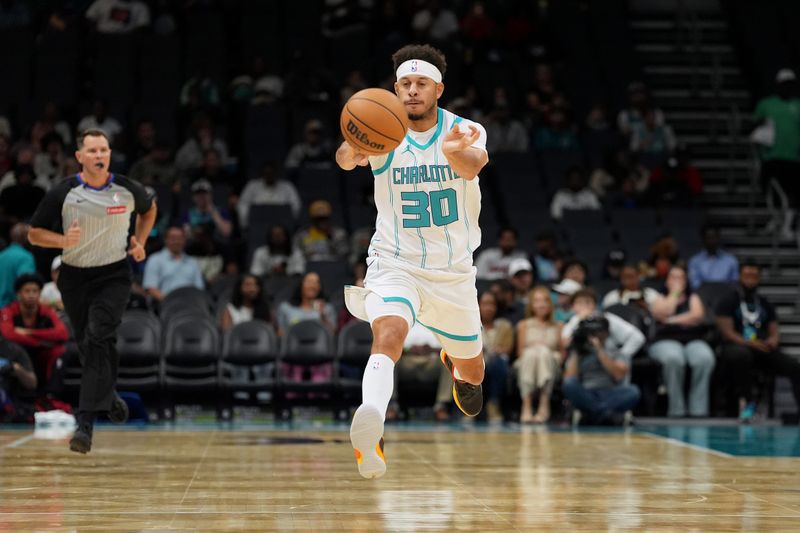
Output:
[69, 412, 95, 454]
[108, 393, 129, 424]
[440, 350, 483, 417]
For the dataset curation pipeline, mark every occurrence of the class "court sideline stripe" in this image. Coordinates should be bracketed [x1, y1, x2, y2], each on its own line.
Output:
[4, 434, 34, 449]
[638, 431, 733, 458]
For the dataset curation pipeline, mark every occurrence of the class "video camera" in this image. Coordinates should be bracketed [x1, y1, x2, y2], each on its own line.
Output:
[571, 314, 610, 356]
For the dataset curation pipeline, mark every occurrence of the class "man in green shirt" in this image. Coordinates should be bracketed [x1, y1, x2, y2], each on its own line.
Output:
[754, 68, 800, 241]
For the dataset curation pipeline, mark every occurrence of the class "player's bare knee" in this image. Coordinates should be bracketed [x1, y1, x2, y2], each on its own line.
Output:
[371, 316, 409, 360]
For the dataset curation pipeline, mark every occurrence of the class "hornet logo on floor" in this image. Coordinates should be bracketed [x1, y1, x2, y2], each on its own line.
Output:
[347, 120, 386, 152]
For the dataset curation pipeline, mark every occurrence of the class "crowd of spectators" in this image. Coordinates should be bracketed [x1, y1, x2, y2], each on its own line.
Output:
[0, 1, 794, 424]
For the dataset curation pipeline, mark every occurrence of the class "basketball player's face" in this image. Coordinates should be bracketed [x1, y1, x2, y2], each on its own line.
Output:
[395, 75, 444, 121]
[76, 135, 111, 175]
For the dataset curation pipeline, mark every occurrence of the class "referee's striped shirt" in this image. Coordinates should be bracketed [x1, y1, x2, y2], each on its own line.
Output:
[30, 174, 154, 268]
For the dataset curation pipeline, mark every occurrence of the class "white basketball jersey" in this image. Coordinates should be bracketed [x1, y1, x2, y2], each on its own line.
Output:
[367, 108, 486, 272]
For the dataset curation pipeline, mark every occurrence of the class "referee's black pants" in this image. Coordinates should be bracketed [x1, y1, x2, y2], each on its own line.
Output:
[58, 260, 131, 413]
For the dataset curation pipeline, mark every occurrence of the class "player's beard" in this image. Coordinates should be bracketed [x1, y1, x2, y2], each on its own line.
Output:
[407, 101, 436, 122]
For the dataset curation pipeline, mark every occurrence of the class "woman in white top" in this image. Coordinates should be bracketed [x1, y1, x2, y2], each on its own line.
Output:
[249, 224, 305, 277]
[220, 274, 271, 332]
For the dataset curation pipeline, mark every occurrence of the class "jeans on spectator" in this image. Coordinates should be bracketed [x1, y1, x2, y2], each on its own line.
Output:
[484, 353, 509, 404]
[718, 343, 800, 409]
[562, 377, 640, 423]
[648, 339, 715, 417]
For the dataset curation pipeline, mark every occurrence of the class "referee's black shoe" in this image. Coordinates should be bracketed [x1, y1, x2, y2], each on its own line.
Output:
[69, 412, 95, 454]
[440, 350, 483, 417]
[108, 393, 129, 424]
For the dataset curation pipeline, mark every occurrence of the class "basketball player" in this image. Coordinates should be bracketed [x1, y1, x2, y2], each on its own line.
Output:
[336, 44, 489, 478]
[28, 129, 156, 453]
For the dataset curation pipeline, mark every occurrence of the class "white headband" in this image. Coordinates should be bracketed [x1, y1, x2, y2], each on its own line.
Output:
[396, 59, 442, 83]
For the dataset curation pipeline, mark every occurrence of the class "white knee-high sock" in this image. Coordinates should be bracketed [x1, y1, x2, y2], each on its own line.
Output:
[362, 354, 395, 421]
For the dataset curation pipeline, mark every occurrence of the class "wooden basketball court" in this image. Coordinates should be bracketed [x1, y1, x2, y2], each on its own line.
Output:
[2, 424, 799, 531]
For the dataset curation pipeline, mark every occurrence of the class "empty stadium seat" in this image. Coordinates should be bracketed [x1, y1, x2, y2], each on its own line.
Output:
[162, 315, 220, 392]
[220, 321, 280, 395]
[116, 311, 161, 392]
[336, 320, 372, 402]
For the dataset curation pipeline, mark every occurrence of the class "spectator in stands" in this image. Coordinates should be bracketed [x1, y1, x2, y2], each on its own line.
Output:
[285, 119, 335, 171]
[550, 166, 601, 220]
[649, 146, 703, 201]
[0, 339, 37, 423]
[562, 289, 645, 425]
[128, 141, 178, 188]
[508, 257, 534, 308]
[551, 277, 582, 323]
[460, 1, 495, 46]
[340, 70, 367, 106]
[0, 273, 69, 393]
[387, 322, 452, 422]
[533, 230, 560, 283]
[34, 133, 67, 184]
[41, 256, 63, 312]
[128, 119, 157, 164]
[0, 145, 51, 193]
[0, 135, 11, 177]
[180, 73, 221, 111]
[479, 290, 513, 422]
[0, 164, 45, 222]
[516, 286, 564, 423]
[31, 102, 72, 147]
[754, 69, 800, 241]
[687, 225, 739, 290]
[142, 226, 204, 303]
[220, 274, 271, 332]
[630, 108, 677, 169]
[617, 81, 665, 138]
[76, 100, 123, 145]
[590, 148, 650, 200]
[277, 272, 336, 336]
[250, 224, 305, 277]
[237, 161, 302, 226]
[411, 0, 459, 43]
[583, 103, 618, 169]
[645, 233, 680, 283]
[293, 200, 349, 263]
[534, 106, 580, 152]
[716, 260, 800, 422]
[489, 279, 525, 325]
[0, 224, 35, 307]
[602, 264, 659, 310]
[647, 264, 715, 418]
[560, 258, 588, 286]
[191, 148, 230, 187]
[185, 225, 224, 285]
[175, 120, 228, 173]
[601, 249, 627, 281]
[86, 0, 151, 33]
[485, 104, 528, 154]
[180, 179, 233, 244]
[475, 227, 527, 280]
[527, 64, 565, 118]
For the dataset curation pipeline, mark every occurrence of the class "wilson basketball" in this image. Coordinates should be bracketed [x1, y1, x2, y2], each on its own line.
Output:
[340, 88, 409, 155]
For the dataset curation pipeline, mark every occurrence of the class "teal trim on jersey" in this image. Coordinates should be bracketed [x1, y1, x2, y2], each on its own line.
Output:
[382, 296, 416, 325]
[386, 174, 401, 258]
[451, 116, 463, 129]
[372, 152, 394, 175]
[433, 140, 454, 268]
[405, 108, 444, 150]
[419, 321, 479, 342]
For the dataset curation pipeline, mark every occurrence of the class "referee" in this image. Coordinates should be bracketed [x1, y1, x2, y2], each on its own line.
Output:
[29, 129, 156, 454]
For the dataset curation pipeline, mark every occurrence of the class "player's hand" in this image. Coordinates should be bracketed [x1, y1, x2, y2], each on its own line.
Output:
[128, 236, 146, 262]
[339, 141, 369, 168]
[63, 220, 81, 248]
[442, 123, 480, 154]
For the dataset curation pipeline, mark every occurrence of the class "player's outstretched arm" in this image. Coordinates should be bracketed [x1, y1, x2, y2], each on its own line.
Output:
[335, 141, 369, 171]
[442, 124, 489, 181]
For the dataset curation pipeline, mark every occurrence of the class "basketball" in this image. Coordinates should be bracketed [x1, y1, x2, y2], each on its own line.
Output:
[340, 88, 409, 155]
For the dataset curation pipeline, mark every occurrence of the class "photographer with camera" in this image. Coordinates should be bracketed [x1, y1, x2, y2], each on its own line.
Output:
[0, 339, 38, 422]
[561, 289, 645, 425]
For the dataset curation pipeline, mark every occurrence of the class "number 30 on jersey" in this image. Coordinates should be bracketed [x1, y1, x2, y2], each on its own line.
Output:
[401, 189, 458, 228]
